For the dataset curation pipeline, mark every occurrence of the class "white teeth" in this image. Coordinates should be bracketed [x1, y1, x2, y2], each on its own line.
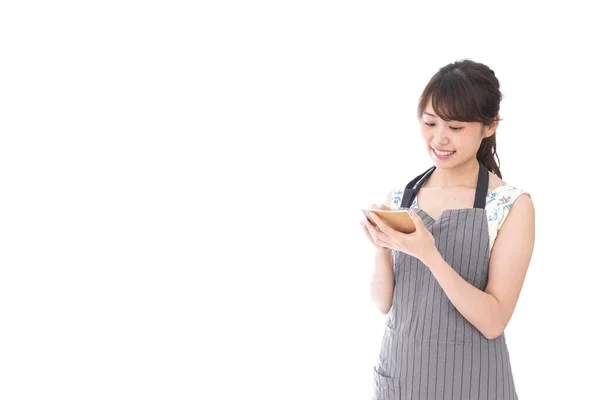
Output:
[433, 148, 455, 156]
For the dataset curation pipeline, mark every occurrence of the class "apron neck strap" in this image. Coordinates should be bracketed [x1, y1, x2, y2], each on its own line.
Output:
[473, 160, 490, 209]
[400, 161, 489, 209]
[399, 166, 435, 208]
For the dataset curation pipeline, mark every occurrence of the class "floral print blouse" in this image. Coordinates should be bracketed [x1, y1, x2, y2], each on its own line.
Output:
[390, 184, 531, 253]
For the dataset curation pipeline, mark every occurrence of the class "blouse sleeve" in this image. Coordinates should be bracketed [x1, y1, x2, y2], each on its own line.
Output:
[487, 186, 532, 251]
[390, 187, 418, 210]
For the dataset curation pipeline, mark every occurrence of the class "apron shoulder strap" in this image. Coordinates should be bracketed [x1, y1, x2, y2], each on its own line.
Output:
[473, 161, 490, 209]
[400, 165, 436, 208]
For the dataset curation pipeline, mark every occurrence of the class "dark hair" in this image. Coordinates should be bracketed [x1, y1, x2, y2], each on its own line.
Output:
[417, 59, 504, 179]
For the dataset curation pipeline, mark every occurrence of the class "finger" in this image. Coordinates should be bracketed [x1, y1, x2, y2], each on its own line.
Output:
[374, 235, 394, 249]
[364, 219, 386, 242]
[362, 220, 380, 235]
[368, 224, 395, 249]
[362, 224, 383, 248]
[364, 218, 381, 235]
[409, 209, 426, 231]
[370, 211, 390, 234]
[363, 222, 387, 248]
[363, 212, 380, 230]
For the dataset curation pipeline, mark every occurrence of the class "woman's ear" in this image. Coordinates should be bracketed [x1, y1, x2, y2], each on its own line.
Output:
[482, 118, 498, 138]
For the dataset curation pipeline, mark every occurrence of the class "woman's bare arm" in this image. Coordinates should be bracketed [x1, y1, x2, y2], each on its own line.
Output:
[423, 193, 535, 339]
[370, 249, 394, 314]
[369, 189, 395, 314]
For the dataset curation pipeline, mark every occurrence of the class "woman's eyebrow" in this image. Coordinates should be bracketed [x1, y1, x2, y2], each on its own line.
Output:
[423, 111, 438, 117]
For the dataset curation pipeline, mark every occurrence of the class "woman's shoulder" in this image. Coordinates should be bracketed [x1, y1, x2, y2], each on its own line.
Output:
[486, 181, 533, 228]
[488, 181, 532, 205]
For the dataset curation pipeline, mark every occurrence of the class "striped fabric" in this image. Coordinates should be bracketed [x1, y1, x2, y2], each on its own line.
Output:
[390, 185, 531, 253]
[372, 208, 519, 400]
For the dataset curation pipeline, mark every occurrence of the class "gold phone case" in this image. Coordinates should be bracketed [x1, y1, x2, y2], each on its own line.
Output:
[361, 208, 416, 234]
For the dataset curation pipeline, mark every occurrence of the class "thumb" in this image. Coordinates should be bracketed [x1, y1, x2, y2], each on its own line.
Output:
[409, 209, 425, 229]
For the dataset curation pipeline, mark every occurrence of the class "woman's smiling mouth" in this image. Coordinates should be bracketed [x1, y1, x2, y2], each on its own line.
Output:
[431, 146, 456, 158]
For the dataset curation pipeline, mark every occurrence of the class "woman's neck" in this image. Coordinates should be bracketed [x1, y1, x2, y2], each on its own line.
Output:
[425, 158, 480, 189]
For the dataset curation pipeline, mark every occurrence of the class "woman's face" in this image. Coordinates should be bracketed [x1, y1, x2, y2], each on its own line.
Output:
[419, 99, 495, 168]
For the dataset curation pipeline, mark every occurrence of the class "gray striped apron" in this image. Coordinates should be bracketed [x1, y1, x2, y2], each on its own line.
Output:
[373, 161, 519, 400]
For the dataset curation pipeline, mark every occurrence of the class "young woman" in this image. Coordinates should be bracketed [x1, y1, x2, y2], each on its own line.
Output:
[360, 59, 535, 400]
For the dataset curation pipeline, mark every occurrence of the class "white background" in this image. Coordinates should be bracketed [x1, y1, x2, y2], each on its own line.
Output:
[1, 1, 598, 399]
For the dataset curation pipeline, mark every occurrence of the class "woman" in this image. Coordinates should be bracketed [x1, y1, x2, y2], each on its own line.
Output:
[360, 59, 535, 400]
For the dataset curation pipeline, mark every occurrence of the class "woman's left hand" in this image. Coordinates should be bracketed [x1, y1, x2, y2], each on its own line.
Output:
[369, 209, 438, 265]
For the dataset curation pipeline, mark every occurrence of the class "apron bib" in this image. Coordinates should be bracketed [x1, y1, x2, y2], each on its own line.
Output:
[373, 161, 519, 400]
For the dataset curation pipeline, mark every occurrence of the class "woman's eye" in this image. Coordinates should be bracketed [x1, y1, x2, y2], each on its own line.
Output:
[424, 122, 462, 131]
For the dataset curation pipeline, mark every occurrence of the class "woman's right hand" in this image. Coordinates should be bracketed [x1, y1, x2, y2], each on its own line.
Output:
[360, 203, 392, 251]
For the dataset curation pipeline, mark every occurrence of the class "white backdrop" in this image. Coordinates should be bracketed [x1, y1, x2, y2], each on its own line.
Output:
[1, 1, 598, 399]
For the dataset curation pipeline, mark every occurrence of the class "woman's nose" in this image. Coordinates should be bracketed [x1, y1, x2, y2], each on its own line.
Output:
[433, 128, 450, 143]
